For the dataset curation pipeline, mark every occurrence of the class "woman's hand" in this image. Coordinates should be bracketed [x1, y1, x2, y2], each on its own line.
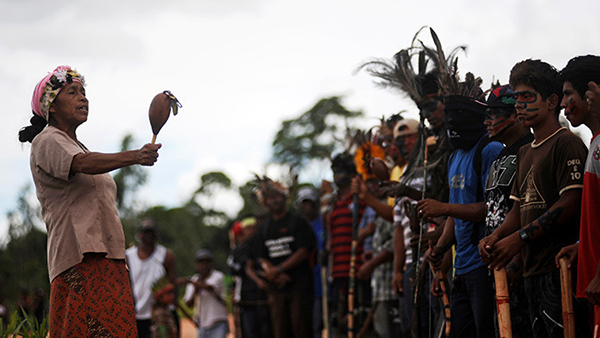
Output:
[137, 143, 161, 166]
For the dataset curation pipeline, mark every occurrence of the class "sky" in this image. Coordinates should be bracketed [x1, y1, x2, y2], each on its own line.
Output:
[1, 0, 599, 239]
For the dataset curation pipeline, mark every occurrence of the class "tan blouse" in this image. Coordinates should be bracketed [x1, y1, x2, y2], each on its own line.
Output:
[30, 126, 126, 282]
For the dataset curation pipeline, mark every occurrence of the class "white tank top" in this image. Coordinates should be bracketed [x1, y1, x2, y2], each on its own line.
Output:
[126, 244, 167, 319]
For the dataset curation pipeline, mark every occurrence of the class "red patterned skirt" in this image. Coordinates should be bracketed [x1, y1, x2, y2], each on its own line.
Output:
[49, 253, 137, 337]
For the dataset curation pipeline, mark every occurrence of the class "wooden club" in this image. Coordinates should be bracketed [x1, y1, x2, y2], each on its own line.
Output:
[559, 257, 576, 338]
[494, 268, 513, 338]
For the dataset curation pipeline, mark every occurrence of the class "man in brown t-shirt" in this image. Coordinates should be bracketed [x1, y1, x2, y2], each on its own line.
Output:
[479, 59, 588, 337]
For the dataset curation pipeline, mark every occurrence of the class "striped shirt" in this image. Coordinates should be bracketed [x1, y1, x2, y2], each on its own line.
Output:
[371, 217, 397, 301]
[329, 194, 364, 279]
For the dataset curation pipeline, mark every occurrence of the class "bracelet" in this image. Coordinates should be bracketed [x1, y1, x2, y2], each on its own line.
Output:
[518, 228, 531, 244]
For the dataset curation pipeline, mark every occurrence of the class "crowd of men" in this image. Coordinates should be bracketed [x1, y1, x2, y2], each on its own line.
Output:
[225, 54, 600, 338]
[123, 42, 600, 337]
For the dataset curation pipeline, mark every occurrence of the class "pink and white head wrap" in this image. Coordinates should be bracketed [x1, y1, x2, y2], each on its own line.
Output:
[31, 66, 85, 121]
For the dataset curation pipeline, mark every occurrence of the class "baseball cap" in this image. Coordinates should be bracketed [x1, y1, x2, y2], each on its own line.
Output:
[240, 217, 257, 228]
[138, 219, 157, 233]
[296, 187, 319, 203]
[486, 85, 517, 108]
[195, 249, 213, 261]
[393, 119, 419, 138]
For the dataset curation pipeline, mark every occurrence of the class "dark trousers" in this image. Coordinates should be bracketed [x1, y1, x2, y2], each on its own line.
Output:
[329, 277, 372, 337]
[405, 263, 442, 338]
[240, 303, 273, 338]
[136, 319, 151, 338]
[493, 276, 532, 338]
[268, 272, 314, 338]
[450, 266, 495, 338]
[524, 269, 591, 338]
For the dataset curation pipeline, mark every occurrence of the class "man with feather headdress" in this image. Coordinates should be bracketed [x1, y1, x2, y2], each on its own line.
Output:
[358, 27, 462, 337]
[421, 81, 504, 337]
[397, 28, 505, 337]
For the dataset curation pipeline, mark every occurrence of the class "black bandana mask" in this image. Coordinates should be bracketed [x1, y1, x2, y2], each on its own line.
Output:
[444, 95, 487, 150]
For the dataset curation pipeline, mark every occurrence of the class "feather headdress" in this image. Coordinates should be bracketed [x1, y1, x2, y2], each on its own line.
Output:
[357, 26, 468, 105]
[424, 28, 484, 100]
[353, 130, 386, 181]
[253, 175, 289, 204]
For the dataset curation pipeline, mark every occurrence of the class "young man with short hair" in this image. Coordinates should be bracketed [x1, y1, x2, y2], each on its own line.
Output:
[555, 54, 600, 332]
[126, 219, 178, 338]
[184, 249, 229, 338]
[482, 84, 534, 337]
[479, 59, 588, 337]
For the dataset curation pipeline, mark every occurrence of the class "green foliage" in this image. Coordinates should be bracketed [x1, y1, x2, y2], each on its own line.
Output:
[112, 134, 148, 215]
[235, 180, 266, 220]
[272, 96, 363, 170]
[123, 204, 230, 279]
[193, 172, 231, 195]
[0, 185, 49, 310]
[0, 310, 48, 338]
[122, 171, 235, 278]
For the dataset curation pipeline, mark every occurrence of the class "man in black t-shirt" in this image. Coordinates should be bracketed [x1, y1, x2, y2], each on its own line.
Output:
[247, 177, 317, 338]
[482, 84, 534, 337]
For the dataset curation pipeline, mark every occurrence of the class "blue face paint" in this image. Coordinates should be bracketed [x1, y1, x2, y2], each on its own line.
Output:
[515, 90, 539, 112]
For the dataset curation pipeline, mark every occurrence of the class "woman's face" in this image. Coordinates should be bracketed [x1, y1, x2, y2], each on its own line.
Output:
[49, 81, 88, 128]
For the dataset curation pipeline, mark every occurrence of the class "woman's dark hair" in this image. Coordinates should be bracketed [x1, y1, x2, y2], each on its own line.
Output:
[560, 55, 600, 100]
[18, 113, 47, 143]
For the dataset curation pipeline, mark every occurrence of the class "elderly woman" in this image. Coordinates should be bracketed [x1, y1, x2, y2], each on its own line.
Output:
[19, 66, 161, 337]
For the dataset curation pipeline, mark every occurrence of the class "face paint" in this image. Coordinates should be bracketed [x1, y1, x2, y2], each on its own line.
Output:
[421, 100, 440, 117]
[565, 97, 579, 115]
[485, 111, 514, 140]
[562, 82, 588, 127]
[515, 90, 539, 112]
[513, 87, 545, 127]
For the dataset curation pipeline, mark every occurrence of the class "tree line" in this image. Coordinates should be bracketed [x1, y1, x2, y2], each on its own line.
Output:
[0, 95, 364, 315]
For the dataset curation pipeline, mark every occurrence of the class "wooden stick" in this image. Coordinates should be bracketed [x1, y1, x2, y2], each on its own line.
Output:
[594, 304, 600, 338]
[494, 268, 513, 338]
[322, 264, 330, 338]
[429, 262, 450, 337]
[348, 194, 359, 338]
[559, 257, 576, 338]
[357, 301, 378, 338]
[348, 239, 357, 338]
[152, 134, 157, 144]
[437, 270, 451, 337]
